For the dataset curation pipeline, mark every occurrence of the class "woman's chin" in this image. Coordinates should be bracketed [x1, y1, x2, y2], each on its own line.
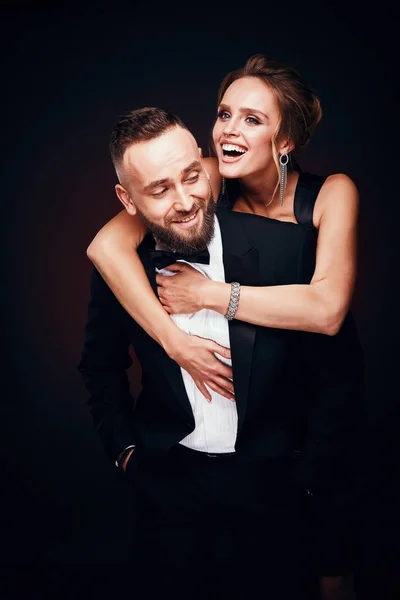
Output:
[219, 164, 244, 180]
[218, 154, 250, 178]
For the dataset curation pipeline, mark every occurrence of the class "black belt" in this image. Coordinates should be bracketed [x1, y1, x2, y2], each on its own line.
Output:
[174, 444, 237, 460]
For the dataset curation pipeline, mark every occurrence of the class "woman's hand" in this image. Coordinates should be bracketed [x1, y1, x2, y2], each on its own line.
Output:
[167, 331, 234, 402]
[157, 263, 234, 401]
[156, 263, 212, 314]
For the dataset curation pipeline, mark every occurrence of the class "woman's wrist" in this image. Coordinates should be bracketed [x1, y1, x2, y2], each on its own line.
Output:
[160, 326, 190, 360]
[202, 281, 232, 314]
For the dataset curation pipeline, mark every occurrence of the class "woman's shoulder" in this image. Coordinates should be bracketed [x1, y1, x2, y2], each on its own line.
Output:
[313, 172, 359, 226]
[202, 156, 219, 172]
[300, 170, 357, 193]
[321, 172, 358, 193]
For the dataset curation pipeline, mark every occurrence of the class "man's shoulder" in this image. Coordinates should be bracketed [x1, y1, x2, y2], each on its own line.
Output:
[89, 267, 119, 304]
[137, 232, 155, 256]
[89, 268, 131, 321]
[215, 204, 239, 227]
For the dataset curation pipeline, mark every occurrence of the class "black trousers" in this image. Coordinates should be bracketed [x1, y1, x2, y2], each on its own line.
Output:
[126, 444, 319, 599]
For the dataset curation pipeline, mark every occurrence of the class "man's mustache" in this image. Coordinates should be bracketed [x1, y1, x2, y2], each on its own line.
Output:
[167, 203, 203, 223]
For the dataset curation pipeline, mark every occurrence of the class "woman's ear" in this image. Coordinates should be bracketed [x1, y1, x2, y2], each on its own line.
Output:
[115, 184, 137, 216]
[279, 139, 295, 156]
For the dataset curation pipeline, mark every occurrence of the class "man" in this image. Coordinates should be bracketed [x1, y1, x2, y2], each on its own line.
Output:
[78, 107, 360, 599]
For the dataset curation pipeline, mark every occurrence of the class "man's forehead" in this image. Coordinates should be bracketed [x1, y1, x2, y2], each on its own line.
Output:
[123, 129, 200, 183]
[124, 128, 197, 164]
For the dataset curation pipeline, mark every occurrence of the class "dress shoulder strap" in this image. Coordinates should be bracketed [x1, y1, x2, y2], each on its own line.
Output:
[294, 171, 328, 227]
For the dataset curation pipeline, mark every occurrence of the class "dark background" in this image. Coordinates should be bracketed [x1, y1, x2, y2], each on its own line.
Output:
[1, 1, 399, 596]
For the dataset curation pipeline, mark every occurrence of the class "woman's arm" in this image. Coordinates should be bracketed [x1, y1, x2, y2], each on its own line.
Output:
[87, 156, 220, 338]
[157, 174, 359, 336]
[87, 209, 181, 350]
[87, 156, 221, 348]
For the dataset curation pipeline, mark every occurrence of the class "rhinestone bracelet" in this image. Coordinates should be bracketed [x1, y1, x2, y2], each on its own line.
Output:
[224, 282, 241, 321]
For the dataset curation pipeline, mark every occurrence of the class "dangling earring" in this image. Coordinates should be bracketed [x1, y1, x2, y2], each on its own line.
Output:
[279, 153, 289, 207]
[221, 176, 226, 197]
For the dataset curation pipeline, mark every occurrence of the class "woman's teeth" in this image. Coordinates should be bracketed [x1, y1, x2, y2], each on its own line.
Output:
[222, 144, 248, 157]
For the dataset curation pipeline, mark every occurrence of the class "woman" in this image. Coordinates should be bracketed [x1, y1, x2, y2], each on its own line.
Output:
[88, 54, 362, 401]
[88, 54, 363, 598]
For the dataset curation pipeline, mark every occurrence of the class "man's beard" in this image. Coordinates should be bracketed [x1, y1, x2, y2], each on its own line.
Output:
[137, 192, 216, 255]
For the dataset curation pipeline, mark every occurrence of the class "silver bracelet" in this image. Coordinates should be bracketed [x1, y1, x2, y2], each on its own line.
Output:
[224, 282, 241, 320]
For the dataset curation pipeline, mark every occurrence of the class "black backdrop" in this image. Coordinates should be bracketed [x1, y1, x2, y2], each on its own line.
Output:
[2, 1, 398, 596]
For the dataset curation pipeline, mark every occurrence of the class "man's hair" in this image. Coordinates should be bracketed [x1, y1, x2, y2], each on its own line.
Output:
[109, 106, 189, 169]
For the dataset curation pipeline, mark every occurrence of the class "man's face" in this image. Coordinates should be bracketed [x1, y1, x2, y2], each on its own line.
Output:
[117, 126, 215, 254]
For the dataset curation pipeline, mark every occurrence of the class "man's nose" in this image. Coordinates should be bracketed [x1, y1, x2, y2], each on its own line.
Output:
[174, 188, 194, 212]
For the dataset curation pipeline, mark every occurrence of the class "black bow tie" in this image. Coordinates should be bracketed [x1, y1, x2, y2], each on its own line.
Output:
[149, 248, 210, 270]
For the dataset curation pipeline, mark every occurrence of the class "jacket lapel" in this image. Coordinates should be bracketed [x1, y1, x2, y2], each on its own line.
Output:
[137, 206, 261, 434]
[217, 207, 259, 438]
[138, 235, 195, 422]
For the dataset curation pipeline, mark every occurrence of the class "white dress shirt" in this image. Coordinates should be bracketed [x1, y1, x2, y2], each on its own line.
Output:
[156, 216, 238, 453]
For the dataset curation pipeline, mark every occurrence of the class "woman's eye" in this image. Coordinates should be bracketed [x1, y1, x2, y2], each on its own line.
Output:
[246, 116, 260, 124]
[217, 110, 230, 119]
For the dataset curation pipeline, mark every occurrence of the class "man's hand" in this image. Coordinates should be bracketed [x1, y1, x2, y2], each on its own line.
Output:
[167, 333, 234, 402]
[319, 574, 356, 600]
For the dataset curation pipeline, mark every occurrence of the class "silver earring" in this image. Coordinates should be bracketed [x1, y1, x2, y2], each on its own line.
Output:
[279, 153, 289, 207]
[221, 177, 226, 196]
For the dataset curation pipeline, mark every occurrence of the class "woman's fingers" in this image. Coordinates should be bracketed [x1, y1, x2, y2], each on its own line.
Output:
[205, 340, 232, 361]
[155, 264, 183, 284]
[193, 379, 212, 403]
[213, 375, 234, 395]
[193, 376, 235, 402]
[206, 380, 235, 401]
[210, 360, 233, 380]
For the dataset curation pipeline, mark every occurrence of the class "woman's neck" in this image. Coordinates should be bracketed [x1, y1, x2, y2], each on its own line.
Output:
[238, 170, 279, 208]
[233, 170, 300, 219]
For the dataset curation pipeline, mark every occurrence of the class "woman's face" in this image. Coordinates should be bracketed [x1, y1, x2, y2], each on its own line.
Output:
[212, 76, 282, 181]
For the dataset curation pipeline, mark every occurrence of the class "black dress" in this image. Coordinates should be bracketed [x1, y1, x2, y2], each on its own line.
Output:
[219, 170, 365, 576]
[220, 170, 364, 386]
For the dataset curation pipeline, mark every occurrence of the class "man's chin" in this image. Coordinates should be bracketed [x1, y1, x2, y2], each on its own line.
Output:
[169, 228, 204, 252]
[142, 200, 215, 254]
[169, 217, 214, 253]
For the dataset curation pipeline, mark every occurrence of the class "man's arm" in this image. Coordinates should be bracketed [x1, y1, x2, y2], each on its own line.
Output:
[78, 267, 136, 464]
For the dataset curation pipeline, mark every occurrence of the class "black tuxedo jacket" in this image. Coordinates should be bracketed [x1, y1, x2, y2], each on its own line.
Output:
[78, 206, 365, 574]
